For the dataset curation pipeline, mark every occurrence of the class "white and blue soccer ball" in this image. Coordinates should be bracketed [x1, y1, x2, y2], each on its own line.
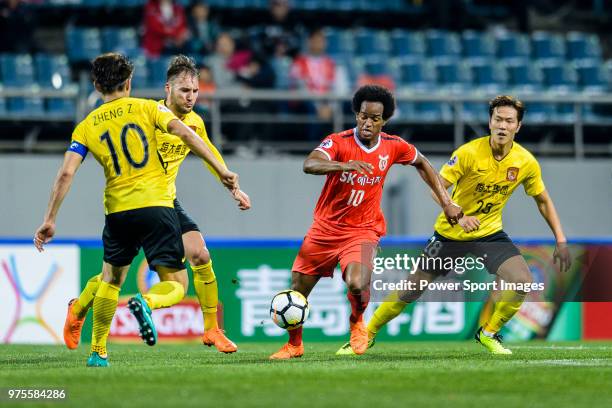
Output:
[270, 290, 310, 329]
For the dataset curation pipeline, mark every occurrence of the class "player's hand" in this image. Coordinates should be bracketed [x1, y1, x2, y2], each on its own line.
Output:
[553, 242, 571, 272]
[233, 189, 251, 211]
[220, 170, 239, 192]
[443, 202, 464, 226]
[458, 215, 480, 233]
[342, 160, 374, 175]
[34, 221, 55, 252]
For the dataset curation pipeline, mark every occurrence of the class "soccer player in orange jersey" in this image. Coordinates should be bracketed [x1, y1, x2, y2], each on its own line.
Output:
[269, 85, 464, 359]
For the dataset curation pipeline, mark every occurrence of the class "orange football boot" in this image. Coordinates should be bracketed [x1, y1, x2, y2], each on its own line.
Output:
[202, 328, 238, 353]
[349, 319, 368, 355]
[63, 299, 85, 350]
[269, 343, 304, 360]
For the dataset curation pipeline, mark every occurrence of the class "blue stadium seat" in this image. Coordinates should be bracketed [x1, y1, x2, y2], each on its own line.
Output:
[523, 102, 555, 124]
[0, 54, 35, 87]
[148, 57, 173, 87]
[505, 60, 542, 92]
[574, 61, 607, 93]
[360, 56, 390, 76]
[46, 98, 76, 118]
[7, 97, 44, 117]
[531, 31, 565, 61]
[566, 32, 602, 61]
[66, 27, 102, 63]
[130, 54, 149, 89]
[467, 60, 506, 93]
[462, 31, 495, 59]
[433, 59, 469, 93]
[354, 29, 389, 57]
[0, 98, 6, 115]
[389, 30, 426, 58]
[538, 61, 577, 92]
[394, 57, 434, 91]
[425, 30, 461, 59]
[34, 54, 72, 89]
[102, 28, 140, 56]
[495, 31, 530, 61]
[415, 102, 452, 122]
[323, 28, 353, 57]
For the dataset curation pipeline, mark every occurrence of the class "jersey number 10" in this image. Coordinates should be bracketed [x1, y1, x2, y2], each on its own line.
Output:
[347, 189, 365, 207]
[100, 123, 149, 176]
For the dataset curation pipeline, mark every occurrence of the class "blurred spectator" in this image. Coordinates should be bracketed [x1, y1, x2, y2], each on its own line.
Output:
[0, 0, 37, 53]
[188, 1, 219, 55]
[236, 53, 276, 90]
[207, 32, 251, 90]
[197, 64, 216, 108]
[142, 0, 189, 58]
[255, 0, 301, 58]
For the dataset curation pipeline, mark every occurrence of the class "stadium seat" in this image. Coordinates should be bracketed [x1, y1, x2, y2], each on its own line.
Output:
[523, 102, 555, 124]
[462, 30, 495, 60]
[574, 60, 607, 93]
[394, 57, 434, 91]
[389, 30, 426, 58]
[467, 60, 507, 92]
[531, 31, 566, 62]
[505, 60, 543, 92]
[538, 61, 577, 92]
[101, 28, 140, 57]
[353, 29, 389, 57]
[148, 57, 173, 88]
[0, 98, 6, 115]
[34, 54, 72, 89]
[129, 54, 149, 89]
[462, 102, 489, 122]
[7, 97, 44, 117]
[425, 30, 461, 59]
[65, 27, 102, 63]
[566, 32, 602, 61]
[433, 59, 470, 93]
[495, 31, 531, 61]
[46, 98, 76, 118]
[323, 28, 353, 57]
[0, 54, 35, 87]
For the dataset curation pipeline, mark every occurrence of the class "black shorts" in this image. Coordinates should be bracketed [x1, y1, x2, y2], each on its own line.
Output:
[420, 230, 522, 276]
[103, 206, 185, 270]
[173, 199, 200, 234]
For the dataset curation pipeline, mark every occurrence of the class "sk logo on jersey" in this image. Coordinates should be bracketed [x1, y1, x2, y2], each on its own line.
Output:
[378, 154, 389, 171]
[506, 167, 519, 182]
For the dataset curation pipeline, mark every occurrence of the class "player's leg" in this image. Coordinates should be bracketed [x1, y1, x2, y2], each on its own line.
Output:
[182, 230, 238, 353]
[63, 270, 102, 349]
[270, 271, 320, 360]
[88, 262, 129, 367]
[343, 261, 372, 354]
[127, 207, 186, 346]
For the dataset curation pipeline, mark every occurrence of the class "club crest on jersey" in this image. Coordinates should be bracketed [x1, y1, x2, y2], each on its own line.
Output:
[378, 154, 389, 171]
[447, 155, 458, 166]
[319, 139, 333, 149]
[506, 167, 519, 182]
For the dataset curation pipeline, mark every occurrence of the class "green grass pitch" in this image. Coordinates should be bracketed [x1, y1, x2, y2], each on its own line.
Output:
[1, 341, 612, 408]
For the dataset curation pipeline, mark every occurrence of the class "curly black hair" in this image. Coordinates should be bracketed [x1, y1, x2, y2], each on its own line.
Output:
[489, 95, 525, 122]
[91, 53, 134, 94]
[351, 84, 395, 120]
[167, 54, 199, 82]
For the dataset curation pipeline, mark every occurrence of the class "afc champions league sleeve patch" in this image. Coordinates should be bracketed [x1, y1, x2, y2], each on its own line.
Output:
[319, 138, 333, 150]
[447, 155, 458, 166]
[157, 104, 171, 113]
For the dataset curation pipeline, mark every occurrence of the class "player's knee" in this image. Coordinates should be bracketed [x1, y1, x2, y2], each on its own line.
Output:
[346, 279, 367, 295]
[188, 247, 210, 266]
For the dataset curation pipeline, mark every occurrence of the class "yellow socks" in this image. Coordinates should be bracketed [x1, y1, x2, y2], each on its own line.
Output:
[143, 281, 185, 309]
[192, 261, 219, 330]
[483, 290, 526, 333]
[367, 296, 408, 336]
[74, 273, 102, 318]
[91, 281, 120, 357]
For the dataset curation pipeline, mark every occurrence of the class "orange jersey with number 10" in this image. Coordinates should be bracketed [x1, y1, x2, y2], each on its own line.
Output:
[313, 128, 418, 237]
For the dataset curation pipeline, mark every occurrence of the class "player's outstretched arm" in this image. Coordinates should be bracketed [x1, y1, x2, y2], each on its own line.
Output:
[303, 150, 373, 175]
[412, 153, 463, 225]
[34, 151, 83, 252]
[533, 190, 571, 272]
[167, 119, 238, 192]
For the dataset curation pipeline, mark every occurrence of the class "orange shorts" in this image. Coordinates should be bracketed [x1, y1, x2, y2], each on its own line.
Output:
[292, 224, 380, 278]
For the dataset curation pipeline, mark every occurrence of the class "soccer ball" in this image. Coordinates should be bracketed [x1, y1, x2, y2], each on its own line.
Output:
[270, 290, 310, 329]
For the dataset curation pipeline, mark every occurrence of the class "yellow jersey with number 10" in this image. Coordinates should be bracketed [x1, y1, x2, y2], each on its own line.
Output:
[71, 97, 178, 215]
[155, 101, 226, 200]
[434, 136, 546, 241]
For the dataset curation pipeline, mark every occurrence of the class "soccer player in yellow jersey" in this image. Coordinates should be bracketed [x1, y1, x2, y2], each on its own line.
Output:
[63, 55, 250, 354]
[33, 53, 243, 367]
[338, 95, 572, 355]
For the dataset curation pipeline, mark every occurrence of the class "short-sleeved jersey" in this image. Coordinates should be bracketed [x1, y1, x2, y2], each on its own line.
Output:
[313, 128, 418, 236]
[70, 97, 178, 215]
[434, 136, 545, 240]
[155, 100, 226, 199]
